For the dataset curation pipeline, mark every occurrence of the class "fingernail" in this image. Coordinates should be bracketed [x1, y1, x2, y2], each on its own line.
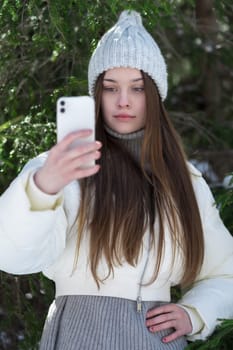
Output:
[162, 337, 167, 343]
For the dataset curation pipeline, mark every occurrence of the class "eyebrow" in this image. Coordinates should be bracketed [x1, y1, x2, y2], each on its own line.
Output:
[103, 78, 143, 83]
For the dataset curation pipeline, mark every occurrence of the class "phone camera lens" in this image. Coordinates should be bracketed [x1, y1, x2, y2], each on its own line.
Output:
[60, 108, 65, 113]
[60, 100, 65, 106]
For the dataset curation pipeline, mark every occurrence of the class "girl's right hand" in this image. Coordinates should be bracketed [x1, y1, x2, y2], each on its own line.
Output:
[34, 130, 101, 194]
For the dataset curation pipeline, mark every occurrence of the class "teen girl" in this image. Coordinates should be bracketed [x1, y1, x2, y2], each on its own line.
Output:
[0, 10, 233, 350]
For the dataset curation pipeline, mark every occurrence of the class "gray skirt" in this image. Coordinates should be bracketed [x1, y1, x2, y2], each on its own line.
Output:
[39, 295, 188, 350]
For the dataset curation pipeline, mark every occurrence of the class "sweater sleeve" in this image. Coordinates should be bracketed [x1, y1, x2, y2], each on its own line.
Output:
[26, 171, 63, 211]
[178, 172, 233, 341]
[0, 153, 78, 275]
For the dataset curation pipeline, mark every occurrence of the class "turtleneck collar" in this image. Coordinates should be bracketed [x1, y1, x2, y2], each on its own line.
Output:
[104, 124, 145, 165]
[104, 124, 144, 140]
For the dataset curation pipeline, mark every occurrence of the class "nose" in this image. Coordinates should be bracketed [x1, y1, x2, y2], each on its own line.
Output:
[117, 90, 130, 108]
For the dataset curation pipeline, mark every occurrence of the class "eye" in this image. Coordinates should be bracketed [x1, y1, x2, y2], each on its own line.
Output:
[103, 86, 118, 92]
[132, 86, 144, 92]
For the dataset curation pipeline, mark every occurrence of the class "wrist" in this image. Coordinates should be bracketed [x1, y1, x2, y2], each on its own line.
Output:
[178, 304, 204, 335]
[26, 171, 63, 211]
[34, 169, 59, 195]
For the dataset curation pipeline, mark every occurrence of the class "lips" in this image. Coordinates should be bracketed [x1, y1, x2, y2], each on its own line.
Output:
[114, 114, 136, 119]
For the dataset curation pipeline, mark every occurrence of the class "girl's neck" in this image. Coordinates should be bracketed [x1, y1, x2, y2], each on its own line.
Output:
[104, 125, 144, 164]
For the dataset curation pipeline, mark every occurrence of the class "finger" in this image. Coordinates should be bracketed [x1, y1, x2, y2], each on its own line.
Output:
[146, 304, 176, 319]
[148, 320, 176, 333]
[58, 163, 101, 184]
[64, 142, 102, 161]
[56, 129, 95, 151]
[146, 312, 175, 327]
[68, 150, 101, 169]
[162, 330, 183, 343]
[73, 164, 101, 180]
[57, 148, 101, 169]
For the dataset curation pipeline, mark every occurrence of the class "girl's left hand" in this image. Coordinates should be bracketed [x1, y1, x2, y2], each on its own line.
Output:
[146, 303, 192, 343]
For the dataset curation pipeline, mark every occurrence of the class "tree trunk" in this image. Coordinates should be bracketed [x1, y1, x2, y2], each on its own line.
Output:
[195, 0, 220, 120]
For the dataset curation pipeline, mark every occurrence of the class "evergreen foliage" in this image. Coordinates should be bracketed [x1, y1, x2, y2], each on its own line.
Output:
[0, 0, 232, 348]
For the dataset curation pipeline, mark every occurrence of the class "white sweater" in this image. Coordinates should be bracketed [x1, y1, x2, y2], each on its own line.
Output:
[0, 152, 233, 341]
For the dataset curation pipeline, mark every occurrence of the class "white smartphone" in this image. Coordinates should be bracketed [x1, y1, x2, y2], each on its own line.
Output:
[56, 96, 95, 167]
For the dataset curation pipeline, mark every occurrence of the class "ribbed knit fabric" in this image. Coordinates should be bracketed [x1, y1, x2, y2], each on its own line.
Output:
[104, 124, 144, 164]
[88, 10, 167, 101]
[39, 295, 188, 350]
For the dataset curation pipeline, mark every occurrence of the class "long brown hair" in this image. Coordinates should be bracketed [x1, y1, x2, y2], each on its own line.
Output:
[76, 71, 204, 289]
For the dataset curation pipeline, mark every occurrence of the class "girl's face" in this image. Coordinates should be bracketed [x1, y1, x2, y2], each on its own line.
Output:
[101, 67, 146, 134]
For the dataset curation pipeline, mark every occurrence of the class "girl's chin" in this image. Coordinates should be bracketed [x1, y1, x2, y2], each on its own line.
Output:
[108, 124, 141, 135]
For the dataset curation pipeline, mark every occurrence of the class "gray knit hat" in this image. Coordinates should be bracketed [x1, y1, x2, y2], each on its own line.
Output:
[88, 10, 168, 101]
